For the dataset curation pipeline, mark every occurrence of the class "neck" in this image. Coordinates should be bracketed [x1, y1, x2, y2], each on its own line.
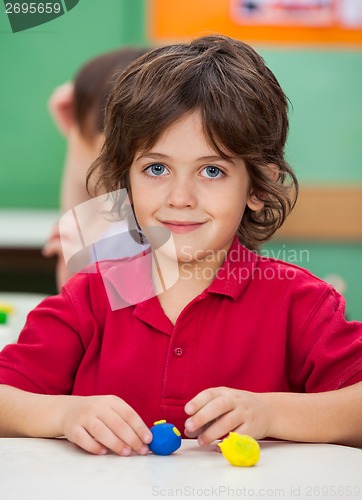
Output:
[153, 245, 230, 289]
[177, 256, 220, 286]
[151, 244, 232, 324]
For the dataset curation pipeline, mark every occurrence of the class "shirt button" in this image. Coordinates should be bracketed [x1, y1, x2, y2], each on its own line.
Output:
[173, 346, 184, 358]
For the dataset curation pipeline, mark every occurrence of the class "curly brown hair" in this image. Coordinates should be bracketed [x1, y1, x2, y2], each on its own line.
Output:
[88, 34, 298, 251]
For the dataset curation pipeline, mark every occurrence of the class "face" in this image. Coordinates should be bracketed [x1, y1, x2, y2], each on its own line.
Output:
[129, 111, 263, 263]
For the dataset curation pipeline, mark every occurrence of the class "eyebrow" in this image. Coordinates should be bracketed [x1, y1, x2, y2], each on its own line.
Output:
[135, 152, 236, 163]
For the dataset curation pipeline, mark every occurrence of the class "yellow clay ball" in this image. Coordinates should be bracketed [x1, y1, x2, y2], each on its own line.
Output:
[218, 432, 260, 467]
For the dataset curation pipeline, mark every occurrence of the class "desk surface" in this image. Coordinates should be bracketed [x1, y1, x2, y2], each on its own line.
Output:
[0, 439, 361, 500]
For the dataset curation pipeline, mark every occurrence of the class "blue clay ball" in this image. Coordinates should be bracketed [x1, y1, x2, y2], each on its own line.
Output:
[149, 420, 182, 456]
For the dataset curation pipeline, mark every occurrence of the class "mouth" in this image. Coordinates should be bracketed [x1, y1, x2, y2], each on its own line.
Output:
[159, 220, 206, 234]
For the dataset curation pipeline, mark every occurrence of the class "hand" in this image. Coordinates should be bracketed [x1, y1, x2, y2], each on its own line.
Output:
[42, 222, 75, 289]
[42, 224, 61, 258]
[184, 387, 271, 446]
[61, 395, 153, 456]
[48, 81, 75, 137]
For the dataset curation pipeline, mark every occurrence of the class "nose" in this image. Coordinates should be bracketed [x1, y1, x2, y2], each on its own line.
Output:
[166, 175, 197, 209]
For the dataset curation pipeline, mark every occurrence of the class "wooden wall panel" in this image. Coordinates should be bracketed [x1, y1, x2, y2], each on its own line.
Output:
[275, 185, 362, 240]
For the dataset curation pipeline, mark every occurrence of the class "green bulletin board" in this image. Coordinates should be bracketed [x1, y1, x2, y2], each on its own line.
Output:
[0, 0, 146, 208]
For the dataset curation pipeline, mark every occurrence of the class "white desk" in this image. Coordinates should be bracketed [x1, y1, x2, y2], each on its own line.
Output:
[0, 292, 47, 349]
[0, 439, 361, 500]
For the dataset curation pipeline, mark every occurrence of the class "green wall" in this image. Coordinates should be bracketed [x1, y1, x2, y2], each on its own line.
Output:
[0, 0, 146, 208]
[263, 241, 362, 321]
[258, 49, 362, 321]
[260, 49, 362, 183]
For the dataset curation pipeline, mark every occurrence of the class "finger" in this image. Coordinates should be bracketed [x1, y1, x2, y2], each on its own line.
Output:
[68, 425, 108, 456]
[42, 240, 62, 257]
[185, 396, 233, 436]
[184, 418, 216, 438]
[110, 398, 153, 445]
[197, 409, 242, 446]
[184, 424, 206, 439]
[42, 226, 61, 257]
[185, 387, 223, 416]
[86, 417, 134, 456]
[102, 409, 149, 455]
[231, 421, 259, 438]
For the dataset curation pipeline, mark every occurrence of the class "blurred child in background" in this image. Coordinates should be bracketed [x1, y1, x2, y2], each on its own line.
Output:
[43, 47, 148, 289]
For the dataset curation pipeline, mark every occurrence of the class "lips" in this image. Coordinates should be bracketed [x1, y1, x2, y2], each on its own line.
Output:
[159, 220, 206, 234]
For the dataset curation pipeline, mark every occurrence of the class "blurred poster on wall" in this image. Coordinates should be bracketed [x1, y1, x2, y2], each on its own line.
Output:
[149, 0, 362, 45]
[231, 1, 334, 27]
[340, 0, 362, 27]
[231, 0, 362, 28]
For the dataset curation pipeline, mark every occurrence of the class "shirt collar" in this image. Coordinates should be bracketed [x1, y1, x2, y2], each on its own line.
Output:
[206, 236, 258, 300]
[98, 236, 258, 311]
[98, 249, 155, 311]
[132, 237, 258, 335]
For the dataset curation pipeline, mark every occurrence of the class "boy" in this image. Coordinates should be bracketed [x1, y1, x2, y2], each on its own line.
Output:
[0, 35, 361, 456]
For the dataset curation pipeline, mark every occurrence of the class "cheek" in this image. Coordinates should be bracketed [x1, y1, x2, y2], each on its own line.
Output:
[214, 189, 248, 222]
[131, 191, 156, 226]
[132, 198, 146, 224]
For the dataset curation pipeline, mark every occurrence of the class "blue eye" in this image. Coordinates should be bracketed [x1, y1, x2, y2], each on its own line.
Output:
[202, 166, 223, 179]
[145, 163, 168, 176]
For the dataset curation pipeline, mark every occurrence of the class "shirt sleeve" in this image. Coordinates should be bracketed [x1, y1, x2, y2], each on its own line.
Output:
[289, 285, 362, 393]
[0, 276, 94, 395]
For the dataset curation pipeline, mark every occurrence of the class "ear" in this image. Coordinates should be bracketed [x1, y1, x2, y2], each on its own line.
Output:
[246, 163, 280, 212]
[48, 82, 75, 137]
[246, 192, 264, 212]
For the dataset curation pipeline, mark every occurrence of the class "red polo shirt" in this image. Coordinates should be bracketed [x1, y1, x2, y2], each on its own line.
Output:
[0, 237, 361, 435]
